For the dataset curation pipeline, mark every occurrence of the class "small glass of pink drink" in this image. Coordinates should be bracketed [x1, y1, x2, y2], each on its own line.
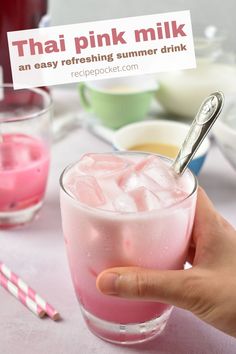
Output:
[0, 85, 52, 228]
[60, 152, 197, 345]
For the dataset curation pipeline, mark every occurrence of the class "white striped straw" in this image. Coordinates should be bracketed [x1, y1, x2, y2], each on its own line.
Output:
[0, 262, 60, 321]
[0, 272, 45, 318]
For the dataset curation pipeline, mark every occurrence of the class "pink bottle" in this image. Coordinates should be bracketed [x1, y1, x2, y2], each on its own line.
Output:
[0, 0, 48, 84]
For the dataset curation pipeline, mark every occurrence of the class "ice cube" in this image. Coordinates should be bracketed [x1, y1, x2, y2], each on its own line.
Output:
[0, 175, 15, 190]
[0, 144, 19, 169]
[98, 176, 123, 201]
[77, 153, 126, 176]
[156, 188, 186, 207]
[76, 155, 94, 174]
[177, 172, 194, 195]
[113, 193, 137, 212]
[68, 175, 106, 207]
[118, 168, 142, 192]
[96, 175, 123, 211]
[129, 186, 162, 211]
[16, 144, 32, 166]
[138, 155, 177, 190]
[155, 190, 174, 207]
[29, 144, 43, 162]
[119, 166, 160, 194]
[135, 156, 152, 171]
[64, 168, 78, 187]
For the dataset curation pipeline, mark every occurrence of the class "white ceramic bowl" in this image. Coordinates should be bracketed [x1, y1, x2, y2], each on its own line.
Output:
[214, 116, 236, 170]
[113, 120, 210, 175]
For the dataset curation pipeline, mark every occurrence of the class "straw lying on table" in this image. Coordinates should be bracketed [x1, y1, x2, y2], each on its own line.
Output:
[0, 272, 45, 318]
[0, 262, 60, 320]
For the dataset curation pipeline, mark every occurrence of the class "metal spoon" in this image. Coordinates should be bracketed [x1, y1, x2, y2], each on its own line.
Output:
[172, 91, 224, 175]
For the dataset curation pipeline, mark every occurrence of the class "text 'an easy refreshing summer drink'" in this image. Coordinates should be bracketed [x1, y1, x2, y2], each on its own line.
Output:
[0, 134, 50, 226]
[60, 152, 197, 344]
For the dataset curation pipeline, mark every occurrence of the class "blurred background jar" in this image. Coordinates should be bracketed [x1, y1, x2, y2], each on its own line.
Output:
[0, 0, 48, 84]
[155, 25, 236, 119]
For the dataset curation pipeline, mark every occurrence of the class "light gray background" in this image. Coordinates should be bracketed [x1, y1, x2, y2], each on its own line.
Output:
[49, 0, 235, 50]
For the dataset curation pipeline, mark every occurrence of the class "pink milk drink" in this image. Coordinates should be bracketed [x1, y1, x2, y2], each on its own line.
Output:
[0, 85, 52, 228]
[60, 152, 197, 344]
[0, 134, 49, 212]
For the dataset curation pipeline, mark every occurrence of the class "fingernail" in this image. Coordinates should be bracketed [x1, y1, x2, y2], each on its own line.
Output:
[97, 272, 119, 295]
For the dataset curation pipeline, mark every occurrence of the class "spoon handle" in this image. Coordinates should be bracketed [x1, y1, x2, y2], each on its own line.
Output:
[172, 91, 224, 175]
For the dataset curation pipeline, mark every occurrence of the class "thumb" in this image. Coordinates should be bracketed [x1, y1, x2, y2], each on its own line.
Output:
[96, 267, 201, 311]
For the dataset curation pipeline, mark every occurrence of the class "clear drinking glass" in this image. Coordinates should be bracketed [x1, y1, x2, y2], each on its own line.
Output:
[60, 152, 197, 345]
[0, 84, 52, 228]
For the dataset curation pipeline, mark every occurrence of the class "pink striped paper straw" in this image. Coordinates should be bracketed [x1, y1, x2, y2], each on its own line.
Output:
[0, 262, 60, 321]
[0, 272, 45, 318]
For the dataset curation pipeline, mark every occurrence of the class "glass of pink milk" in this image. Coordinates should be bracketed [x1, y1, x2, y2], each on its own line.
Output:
[0, 84, 52, 228]
[60, 152, 197, 345]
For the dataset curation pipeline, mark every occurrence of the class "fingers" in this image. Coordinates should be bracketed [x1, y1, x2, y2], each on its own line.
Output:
[197, 187, 215, 212]
[196, 187, 217, 223]
[186, 244, 196, 265]
[96, 188, 216, 309]
[191, 187, 218, 243]
[97, 267, 201, 311]
[193, 187, 234, 244]
[195, 187, 217, 223]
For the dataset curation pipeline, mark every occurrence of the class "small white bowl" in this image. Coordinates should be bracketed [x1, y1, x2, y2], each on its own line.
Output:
[113, 120, 210, 175]
[214, 114, 236, 170]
